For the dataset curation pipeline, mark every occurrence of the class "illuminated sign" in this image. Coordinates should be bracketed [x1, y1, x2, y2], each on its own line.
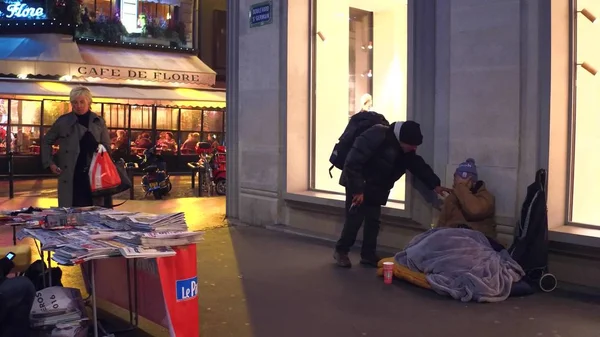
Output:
[0, 1, 47, 19]
[76, 65, 207, 83]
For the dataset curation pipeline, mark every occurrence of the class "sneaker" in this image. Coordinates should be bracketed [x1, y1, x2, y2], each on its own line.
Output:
[333, 251, 352, 268]
[359, 254, 381, 268]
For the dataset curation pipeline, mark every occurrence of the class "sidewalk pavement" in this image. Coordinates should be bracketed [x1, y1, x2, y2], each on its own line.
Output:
[202, 225, 600, 337]
[2, 198, 600, 337]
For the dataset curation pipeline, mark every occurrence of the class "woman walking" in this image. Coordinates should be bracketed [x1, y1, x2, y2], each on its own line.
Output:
[42, 87, 111, 207]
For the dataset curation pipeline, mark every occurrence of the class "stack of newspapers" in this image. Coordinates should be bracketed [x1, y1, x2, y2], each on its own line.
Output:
[16, 209, 204, 264]
[30, 287, 89, 337]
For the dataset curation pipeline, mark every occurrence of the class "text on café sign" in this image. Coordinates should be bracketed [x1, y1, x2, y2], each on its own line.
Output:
[0, 1, 47, 19]
[76, 66, 205, 83]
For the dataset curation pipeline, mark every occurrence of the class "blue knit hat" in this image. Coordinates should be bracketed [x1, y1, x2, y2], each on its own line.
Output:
[455, 158, 478, 181]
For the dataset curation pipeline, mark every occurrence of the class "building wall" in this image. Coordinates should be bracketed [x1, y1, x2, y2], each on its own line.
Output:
[227, 0, 600, 290]
[200, 0, 227, 69]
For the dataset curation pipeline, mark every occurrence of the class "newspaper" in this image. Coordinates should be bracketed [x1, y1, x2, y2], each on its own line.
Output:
[14, 207, 197, 265]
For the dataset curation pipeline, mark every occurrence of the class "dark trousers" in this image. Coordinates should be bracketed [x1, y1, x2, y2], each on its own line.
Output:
[0, 277, 36, 337]
[335, 189, 382, 257]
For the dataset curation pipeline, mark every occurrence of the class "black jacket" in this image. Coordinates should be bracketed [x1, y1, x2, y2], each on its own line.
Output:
[340, 122, 441, 205]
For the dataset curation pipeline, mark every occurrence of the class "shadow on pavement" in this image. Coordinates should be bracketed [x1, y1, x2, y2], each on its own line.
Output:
[196, 225, 600, 337]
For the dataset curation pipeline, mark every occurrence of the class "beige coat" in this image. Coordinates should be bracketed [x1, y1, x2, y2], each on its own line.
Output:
[42, 112, 111, 207]
[436, 181, 497, 239]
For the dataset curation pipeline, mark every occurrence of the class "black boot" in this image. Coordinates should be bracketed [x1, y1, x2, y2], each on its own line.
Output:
[333, 251, 352, 268]
[359, 253, 381, 268]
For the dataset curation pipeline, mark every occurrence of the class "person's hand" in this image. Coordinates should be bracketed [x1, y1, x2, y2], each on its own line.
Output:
[434, 186, 452, 196]
[49, 164, 62, 175]
[452, 176, 472, 189]
[352, 193, 364, 206]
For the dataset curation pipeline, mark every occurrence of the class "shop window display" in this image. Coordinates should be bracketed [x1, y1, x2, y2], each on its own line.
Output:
[571, 0, 600, 225]
[313, 0, 408, 201]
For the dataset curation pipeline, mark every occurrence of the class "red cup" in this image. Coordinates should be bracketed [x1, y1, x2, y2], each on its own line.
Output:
[383, 262, 394, 284]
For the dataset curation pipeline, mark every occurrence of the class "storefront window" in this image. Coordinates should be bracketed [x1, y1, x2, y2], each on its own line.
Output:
[202, 110, 224, 132]
[180, 131, 200, 155]
[43, 101, 70, 126]
[10, 101, 41, 125]
[104, 104, 129, 128]
[571, 0, 600, 225]
[130, 106, 153, 129]
[180, 109, 202, 131]
[130, 130, 154, 155]
[156, 107, 178, 130]
[10, 126, 40, 155]
[312, 0, 408, 199]
[109, 128, 129, 159]
[157, 131, 178, 155]
[8, 100, 42, 155]
[0, 99, 7, 155]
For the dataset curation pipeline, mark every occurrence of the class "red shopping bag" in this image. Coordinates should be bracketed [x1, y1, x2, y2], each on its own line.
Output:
[89, 144, 121, 196]
[157, 244, 200, 337]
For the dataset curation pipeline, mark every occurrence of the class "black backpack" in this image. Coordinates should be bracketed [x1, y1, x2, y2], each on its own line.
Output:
[328, 111, 389, 177]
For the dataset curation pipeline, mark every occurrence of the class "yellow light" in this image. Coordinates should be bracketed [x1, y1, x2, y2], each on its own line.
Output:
[38, 82, 73, 94]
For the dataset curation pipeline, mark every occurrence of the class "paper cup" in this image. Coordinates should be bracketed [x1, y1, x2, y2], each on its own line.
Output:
[383, 262, 394, 284]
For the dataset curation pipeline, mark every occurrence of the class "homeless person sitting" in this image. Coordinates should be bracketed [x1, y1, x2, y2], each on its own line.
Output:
[436, 158, 497, 240]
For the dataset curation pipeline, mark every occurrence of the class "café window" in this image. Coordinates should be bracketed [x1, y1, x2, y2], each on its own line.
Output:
[43, 101, 70, 126]
[0, 99, 7, 155]
[202, 110, 224, 147]
[312, 0, 408, 201]
[103, 104, 130, 159]
[9, 100, 42, 155]
[180, 109, 201, 155]
[130, 106, 153, 155]
[156, 107, 179, 155]
[570, 0, 600, 225]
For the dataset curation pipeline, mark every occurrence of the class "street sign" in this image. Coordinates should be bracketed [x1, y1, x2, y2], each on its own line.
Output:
[249, 1, 273, 28]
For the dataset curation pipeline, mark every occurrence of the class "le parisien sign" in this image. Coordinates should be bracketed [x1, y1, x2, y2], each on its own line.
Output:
[75, 65, 212, 85]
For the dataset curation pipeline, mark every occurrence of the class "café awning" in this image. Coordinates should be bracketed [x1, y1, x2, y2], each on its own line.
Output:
[0, 34, 216, 87]
[0, 80, 226, 109]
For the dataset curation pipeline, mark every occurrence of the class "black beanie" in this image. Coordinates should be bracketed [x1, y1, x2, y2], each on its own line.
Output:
[398, 121, 423, 146]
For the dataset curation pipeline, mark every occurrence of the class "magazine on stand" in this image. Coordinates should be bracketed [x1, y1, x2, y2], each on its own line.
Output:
[30, 287, 88, 331]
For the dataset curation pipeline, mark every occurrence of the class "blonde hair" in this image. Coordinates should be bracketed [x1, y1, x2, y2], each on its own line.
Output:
[69, 86, 93, 103]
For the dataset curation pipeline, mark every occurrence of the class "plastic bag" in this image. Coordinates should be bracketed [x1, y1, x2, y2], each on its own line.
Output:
[89, 144, 121, 196]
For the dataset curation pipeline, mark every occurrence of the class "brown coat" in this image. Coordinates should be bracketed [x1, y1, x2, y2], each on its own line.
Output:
[41, 112, 111, 207]
[436, 181, 497, 239]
